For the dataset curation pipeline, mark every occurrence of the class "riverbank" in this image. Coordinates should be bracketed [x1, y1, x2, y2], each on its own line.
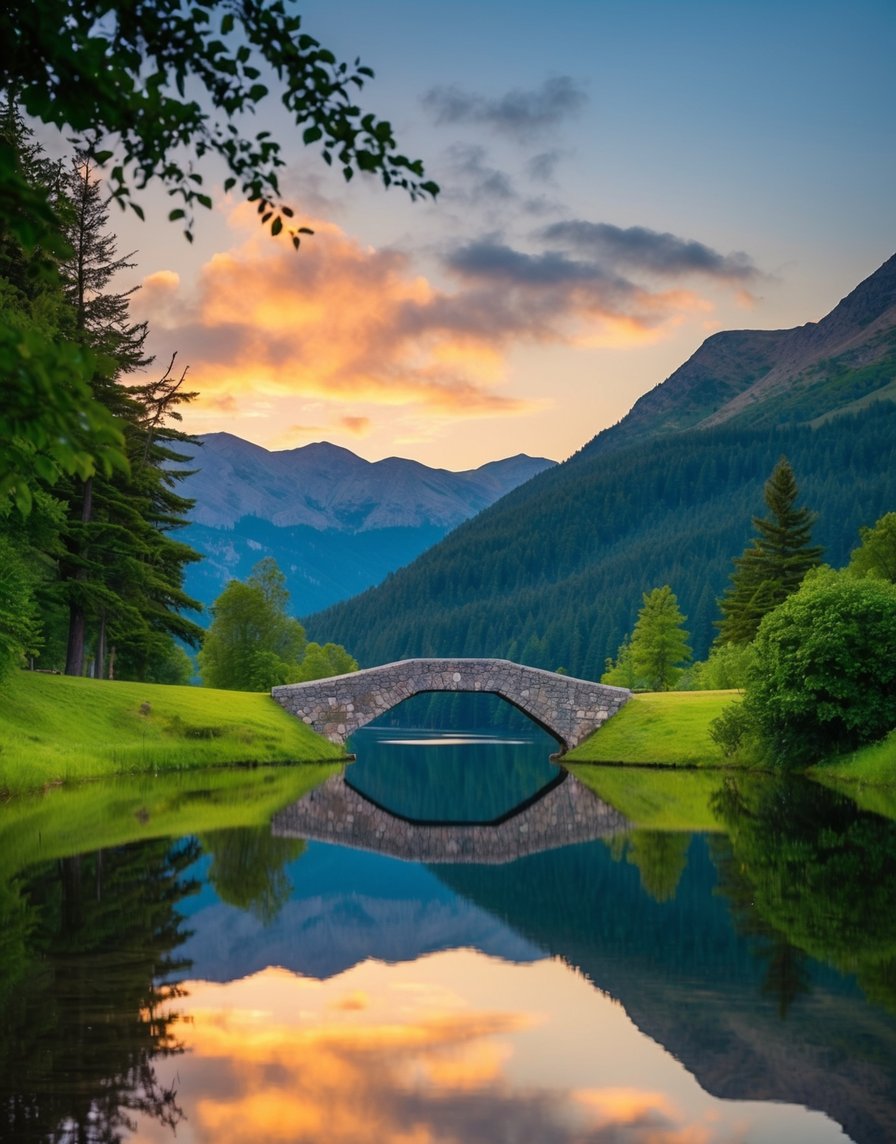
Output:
[565, 691, 736, 767]
[567, 690, 896, 787]
[0, 671, 345, 798]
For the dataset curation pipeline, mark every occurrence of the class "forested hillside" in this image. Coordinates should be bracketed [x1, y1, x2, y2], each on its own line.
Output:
[306, 404, 896, 676]
[307, 253, 896, 678]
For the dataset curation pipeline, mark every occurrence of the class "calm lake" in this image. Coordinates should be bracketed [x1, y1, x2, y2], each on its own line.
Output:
[2, 701, 896, 1143]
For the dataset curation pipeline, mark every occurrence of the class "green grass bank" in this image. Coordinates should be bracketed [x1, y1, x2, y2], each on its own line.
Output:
[566, 691, 736, 767]
[568, 689, 896, 786]
[0, 670, 344, 797]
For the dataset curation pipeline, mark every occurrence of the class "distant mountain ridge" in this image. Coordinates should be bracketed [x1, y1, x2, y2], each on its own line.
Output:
[588, 252, 896, 452]
[176, 435, 555, 617]
[179, 433, 554, 531]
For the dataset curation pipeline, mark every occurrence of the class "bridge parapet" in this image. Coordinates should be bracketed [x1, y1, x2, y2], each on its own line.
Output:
[272, 657, 630, 751]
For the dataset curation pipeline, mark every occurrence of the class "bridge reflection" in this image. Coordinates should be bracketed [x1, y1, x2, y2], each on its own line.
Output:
[271, 771, 630, 865]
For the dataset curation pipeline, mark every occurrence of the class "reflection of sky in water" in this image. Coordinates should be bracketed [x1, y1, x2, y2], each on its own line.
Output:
[133, 951, 846, 1144]
[376, 736, 532, 746]
[345, 726, 562, 824]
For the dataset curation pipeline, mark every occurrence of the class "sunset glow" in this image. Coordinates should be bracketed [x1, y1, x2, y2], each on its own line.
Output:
[129, 952, 844, 1144]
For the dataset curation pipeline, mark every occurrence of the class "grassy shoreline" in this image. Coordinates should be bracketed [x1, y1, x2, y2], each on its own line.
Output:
[2, 674, 893, 799]
[0, 670, 345, 798]
[565, 691, 738, 767]
[567, 689, 896, 786]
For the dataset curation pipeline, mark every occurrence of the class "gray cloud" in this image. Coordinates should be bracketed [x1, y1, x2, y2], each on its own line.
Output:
[422, 76, 587, 142]
[526, 149, 565, 184]
[446, 240, 627, 290]
[539, 220, 759, 282]
[444, 144, 518, 204]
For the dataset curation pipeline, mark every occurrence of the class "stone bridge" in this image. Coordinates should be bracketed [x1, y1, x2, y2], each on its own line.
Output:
[272, 658, 630, 752]
[272, 771, 630, 864]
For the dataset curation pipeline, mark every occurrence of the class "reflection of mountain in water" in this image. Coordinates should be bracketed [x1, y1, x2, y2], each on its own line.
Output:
[176, 843, 545, 981]
[436, 835, 896, 1144]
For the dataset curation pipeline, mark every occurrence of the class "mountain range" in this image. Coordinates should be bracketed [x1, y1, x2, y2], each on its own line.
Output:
[307, 252, 896, 672]
[175, 435, 554, 616]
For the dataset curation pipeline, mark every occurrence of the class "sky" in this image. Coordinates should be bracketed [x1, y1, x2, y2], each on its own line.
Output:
[110, 0, 896, 469]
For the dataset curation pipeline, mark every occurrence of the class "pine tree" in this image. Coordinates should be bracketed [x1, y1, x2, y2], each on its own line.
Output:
[46, 160, 202, 677]
[629, 585, 692, 691]
[716, 456, 822, 645]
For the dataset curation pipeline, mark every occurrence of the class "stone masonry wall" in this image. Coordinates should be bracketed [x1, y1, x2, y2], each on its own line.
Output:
[272, 657, 630, 751]
[272, 772, 630, 864]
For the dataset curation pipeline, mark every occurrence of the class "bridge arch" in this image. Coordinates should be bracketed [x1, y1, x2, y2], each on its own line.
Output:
[272, 771, 630, 864]
[272, 658, 630, 752]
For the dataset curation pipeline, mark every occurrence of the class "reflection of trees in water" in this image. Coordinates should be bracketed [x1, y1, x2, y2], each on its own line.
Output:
[709, 776, 896, 1015]
[0, 838, 200, 1143]
[607, 830, 691, 903]
[201, 826, 305, 924]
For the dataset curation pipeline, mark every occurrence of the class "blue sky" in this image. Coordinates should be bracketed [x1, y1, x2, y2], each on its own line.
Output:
[118, 0, 896, 467]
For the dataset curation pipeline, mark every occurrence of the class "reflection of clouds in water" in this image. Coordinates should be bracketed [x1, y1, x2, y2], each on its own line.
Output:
[134, 963, 746, 1144]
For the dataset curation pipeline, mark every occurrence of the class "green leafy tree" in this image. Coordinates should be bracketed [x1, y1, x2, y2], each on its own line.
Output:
[745, 568, 896, 765]
[849, 512, 896, 582]
[600, 635, 643, 689]
[1, 4, 437, 502]
[690, 641, 756, 691]
[628, 585, 692, 692]
[293, 641, 358, 682]
[199, 557, 307, 690]
[716, 456, 822, 644]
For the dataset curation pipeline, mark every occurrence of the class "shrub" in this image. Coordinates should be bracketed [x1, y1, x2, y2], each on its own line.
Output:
[746, 568, 896, 766]
[709, 701, 754, 757]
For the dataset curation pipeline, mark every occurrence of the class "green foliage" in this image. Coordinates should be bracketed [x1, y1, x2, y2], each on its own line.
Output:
[0, 103, 129, 504]
[201, 827, 305, 924]
[293, 641, 359, 682]
[611, 830, 691, 903]
[199, 557, 307, 690]
[708, 700, 754, 758]
[0, 533, 42, 676]
[689, 641, 756, 690]
[716, 456, 822, 644]
[849, 511, 896, 582]
[710, 776, 896, 1008]
[600, 635, 644, 689]
[745, 568, 896, 766]
[2, 0, 437, 246]
[627, 585, 691, 692]
[199, 558, 359, 690]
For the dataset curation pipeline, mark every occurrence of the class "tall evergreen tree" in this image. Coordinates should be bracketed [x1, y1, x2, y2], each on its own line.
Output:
[716, 456, 822, 645]
[629, 585, 692, 691]
[48, 160, 202, 677]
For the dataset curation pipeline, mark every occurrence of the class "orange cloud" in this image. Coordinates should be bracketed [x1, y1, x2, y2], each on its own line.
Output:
[135, 202, 710, 436]
[339, 416, 372, 436]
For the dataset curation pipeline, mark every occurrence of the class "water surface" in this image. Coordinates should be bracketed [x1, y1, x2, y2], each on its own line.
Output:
[2, 720, 895, 1142]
